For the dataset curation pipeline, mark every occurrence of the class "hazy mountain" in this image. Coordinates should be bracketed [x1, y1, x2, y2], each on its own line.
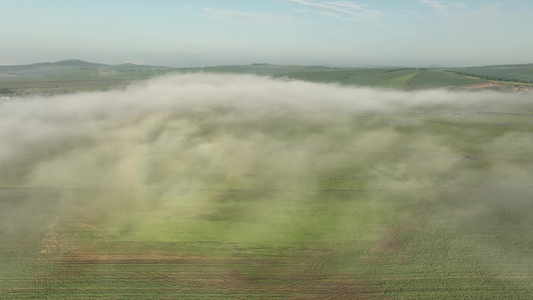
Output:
[424, 64, 444, 69]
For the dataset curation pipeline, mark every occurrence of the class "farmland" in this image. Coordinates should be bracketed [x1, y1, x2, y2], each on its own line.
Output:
[448, 64, 533, 84]
[2, 60, 533, 97]
[1, 71, 533, 298]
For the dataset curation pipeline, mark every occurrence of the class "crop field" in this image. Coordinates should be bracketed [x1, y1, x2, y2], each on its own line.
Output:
[1, 74, 533, 298]
[277, 68, 499, 90]
[448, 64, 533, 83]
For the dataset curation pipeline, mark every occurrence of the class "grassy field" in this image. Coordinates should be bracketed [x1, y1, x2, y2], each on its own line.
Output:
[1, 74, 533, 298]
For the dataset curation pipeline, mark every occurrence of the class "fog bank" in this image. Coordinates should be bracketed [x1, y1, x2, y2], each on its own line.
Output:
[1, 73, 532, 196]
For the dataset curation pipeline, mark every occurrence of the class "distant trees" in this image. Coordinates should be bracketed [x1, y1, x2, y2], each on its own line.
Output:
[0, 87, 15, 95]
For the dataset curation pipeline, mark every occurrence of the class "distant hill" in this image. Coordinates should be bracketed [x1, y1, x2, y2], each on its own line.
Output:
[192, 64, 332, 76]
[0, 59, 174, 78]
[53, 59, 107, 69]
[424, 64, 444, 69]
[0, 59, 334, 79]
[360, 64, 389, 69]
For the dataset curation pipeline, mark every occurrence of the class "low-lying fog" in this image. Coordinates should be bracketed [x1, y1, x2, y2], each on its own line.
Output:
[1, 74, 531, 193]
[0, 73, 532, 246]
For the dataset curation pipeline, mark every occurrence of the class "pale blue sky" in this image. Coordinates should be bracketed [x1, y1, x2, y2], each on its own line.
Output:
[1, 0, 531, 67]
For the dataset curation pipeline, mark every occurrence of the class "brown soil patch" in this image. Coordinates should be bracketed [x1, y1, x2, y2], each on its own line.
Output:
[59, 249, 203, 263]
[466, 82, 502, 89]
[513, 85, 533, 92]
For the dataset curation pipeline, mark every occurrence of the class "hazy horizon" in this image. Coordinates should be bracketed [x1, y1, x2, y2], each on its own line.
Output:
[1, 1, 532, 68]
[3, 57, 533, 69]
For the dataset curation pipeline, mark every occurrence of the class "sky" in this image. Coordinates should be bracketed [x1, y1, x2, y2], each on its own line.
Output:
[1, 0, 532, 67]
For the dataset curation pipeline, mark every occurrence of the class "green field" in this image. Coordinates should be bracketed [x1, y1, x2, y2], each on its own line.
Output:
[448, 64, 533, 83]
[2, 60, 533, 96]
[1, 73, 533, 298]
